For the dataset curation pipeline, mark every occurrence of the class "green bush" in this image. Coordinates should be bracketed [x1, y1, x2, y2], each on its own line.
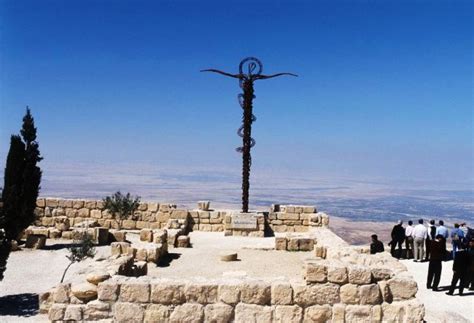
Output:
[103, 191, 140, 220]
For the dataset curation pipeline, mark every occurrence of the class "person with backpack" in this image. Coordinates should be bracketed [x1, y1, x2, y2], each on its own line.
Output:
[425, 219, 437, 261]
[451, 223, 465, 259]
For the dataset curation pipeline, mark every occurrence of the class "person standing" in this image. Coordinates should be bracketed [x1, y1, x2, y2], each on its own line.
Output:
[390, 220, 405, 259]
[425, 220, 437, 261]
[446, 243, 471, 296]
[468, 238, 474, 291]
[413, 219, 428, 262]
[426, 234, 446, 291]
[370, 234, 384, 254]
[436, 220, 449, 240]
[451, 223, 465, 259]
[405, 220, 415, 259]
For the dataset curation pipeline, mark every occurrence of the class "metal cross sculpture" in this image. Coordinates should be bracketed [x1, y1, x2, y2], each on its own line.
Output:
[201, 57, 297, 213]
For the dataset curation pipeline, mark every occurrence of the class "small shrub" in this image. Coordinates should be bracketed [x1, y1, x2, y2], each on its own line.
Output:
[103, 191, 140, 220]
[60, 232, 96, 283]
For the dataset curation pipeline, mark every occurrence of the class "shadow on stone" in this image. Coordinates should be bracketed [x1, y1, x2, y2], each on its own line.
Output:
[157, 252, 181, 267]
[0, 293, 39, 317]
[42, 243, 80, 250]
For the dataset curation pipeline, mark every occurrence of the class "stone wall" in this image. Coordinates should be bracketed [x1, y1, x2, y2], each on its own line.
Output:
[48, 269, 424, 322]
[32, 199, 326, 238]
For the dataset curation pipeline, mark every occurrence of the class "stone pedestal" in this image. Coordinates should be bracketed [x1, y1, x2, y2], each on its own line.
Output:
[224, 212, 265, 237]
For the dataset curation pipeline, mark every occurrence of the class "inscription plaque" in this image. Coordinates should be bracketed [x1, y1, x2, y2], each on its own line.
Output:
[231, 213, 258, 230]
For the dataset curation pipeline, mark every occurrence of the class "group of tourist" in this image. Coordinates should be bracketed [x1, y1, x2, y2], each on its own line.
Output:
[369, 220, 474, 296]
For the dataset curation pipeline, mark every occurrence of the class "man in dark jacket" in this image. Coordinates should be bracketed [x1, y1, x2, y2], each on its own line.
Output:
[390, 220, 405, 259]
[426, 234, 446, 291]
[468, 238, 474, 290]
[370, 234, 384, 254]
[446, 243, 471, 296]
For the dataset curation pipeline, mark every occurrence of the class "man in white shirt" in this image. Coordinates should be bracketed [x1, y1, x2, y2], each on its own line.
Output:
[412, 219, 428, 262]
[405, 220, 415, 259]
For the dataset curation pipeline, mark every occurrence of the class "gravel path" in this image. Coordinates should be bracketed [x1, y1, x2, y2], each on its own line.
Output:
[400, 259, 474, 323]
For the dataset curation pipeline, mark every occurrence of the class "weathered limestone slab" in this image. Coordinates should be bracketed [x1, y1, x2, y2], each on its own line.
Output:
[387, 276, 418, 300]
[25, 234, 46, 249]
[119, 281, 150, 303]
[151, 281, 186, 305]
[240, 281, 271, 305]
[204, 303, 233, 323]
[71, 282, 98, 302]
[144, 304, 170, 322]
[114, 302, 145, 323]
[271, 282, 293, 305]
[304, 304, 332, 323]
[234, 303, 272, 323]
[274, 305, 303, 323]
[170, 303, 204, 323]
[185, 282, 218, 304]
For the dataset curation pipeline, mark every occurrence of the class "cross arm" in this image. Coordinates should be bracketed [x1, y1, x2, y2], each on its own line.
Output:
[200, 69, 243, 79]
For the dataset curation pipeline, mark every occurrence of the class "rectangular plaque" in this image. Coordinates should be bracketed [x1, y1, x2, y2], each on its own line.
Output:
[231, 213, 258, 230]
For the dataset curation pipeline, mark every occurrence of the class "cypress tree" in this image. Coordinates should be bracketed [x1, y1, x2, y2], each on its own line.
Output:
[19, 108, 42, 232]
[0, 108, 42, 280]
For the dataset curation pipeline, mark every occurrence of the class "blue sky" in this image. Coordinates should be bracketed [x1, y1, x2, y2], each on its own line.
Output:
[0, 0, 472, 187]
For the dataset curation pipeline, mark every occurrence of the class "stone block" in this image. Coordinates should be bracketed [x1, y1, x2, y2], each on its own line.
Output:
[199, 224, 212, 231]
[220, 252, 238, 262]
[25, 234, 46, 249]
[52, 208, 66, 217]
[278, 213, 300, 220]
[177, 235, 190, 248]
[140, 229, 154, 242]
[274, 305, 303, 323]
[305, 261, 327, 283]
[138, 203, 148, 211]
[287, 238, 299, 251]
[271, 282, 293, 305]
[114, 302, 144, 323]
[327, 263, 348, 284]
[332, 303, 345, 322]
[46, 199, 59, 208]
[275, 237, 288, 250]
[372, 267, 394, 281]
[185, 282, 218, 304]
[204, 303, 233, 323]
[64, 304, 84, 321]
[147, 245, 162, 263]
[90, 210, 102, 219]
[293, 283, 340, 307]
[36, 198, 46, 207]
[304, 304, 332, 323]
[299, 238, 314, 251]
[72, 200, 84, 209]
[78, 208, 90, 217]
[120, 281, 150, 303]
[97, 281, 119, 301]
[404, 298, 425, 322]
[218, 281, 241, 305]
[136, 248, 148, 262]
[84, 200, 97, 209]
[359, 283, 382, 305]
[83, 300, 110, 320]
[387, 277, 417, 301]
[170, 303, 204, 323]
[348, 265, 372, 284]
[48, 304, 66, 321]
[234, 303, 272, 323]
[144, 304, 170, 322]
[66, 208, 79, 218]
[170, 209, 188, 219]
[61, 231, 73, 239]
[71, 282, 98, 302]
[53, 283, 71, 303]
[136, 221, 150, 229]
[345, 305, 372, 322]
[303, 206, 316, 213]
[42, 217, 54, 227]
[111, 242, 130, 256]
[151, 281, 186, 304]
[340, 283, 360, 304]
[240, 281, 271, 305]
[121, 219, 136, 230]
